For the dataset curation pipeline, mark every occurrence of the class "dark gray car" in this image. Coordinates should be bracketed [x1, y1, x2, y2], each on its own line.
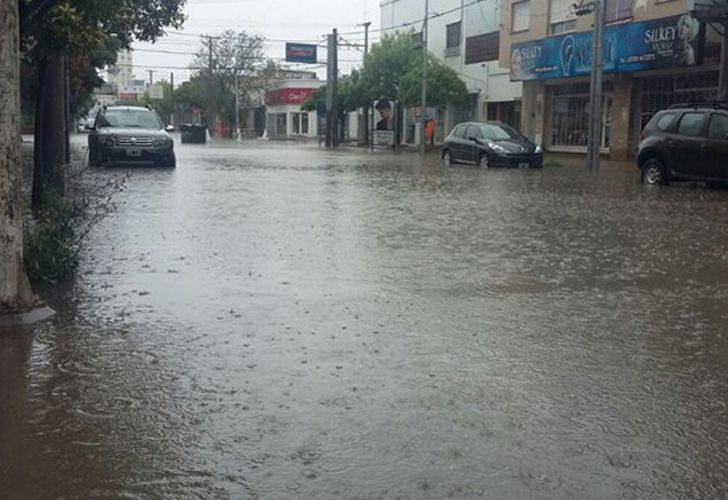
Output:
[637, 102, 728, 185]
[441, 121, 543, 169]
[88, 105, 176, 168]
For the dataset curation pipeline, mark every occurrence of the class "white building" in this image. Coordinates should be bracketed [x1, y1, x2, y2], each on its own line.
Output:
[265, 71, 324, 140]
[380, 0, 523, 142]
[108, 50, 134, 93]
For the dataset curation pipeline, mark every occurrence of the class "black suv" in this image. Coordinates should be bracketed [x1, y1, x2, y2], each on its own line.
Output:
[88, 105, 176, 168]
[637, 102, 728, 185]
[441, 121, 543, 169]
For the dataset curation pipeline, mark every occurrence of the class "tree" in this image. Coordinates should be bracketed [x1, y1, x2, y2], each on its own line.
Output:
[187, 30, 268, 134]
[21, 0, 186, 210]
[398, 56, 468, 109]
[1, 0, 34, 313]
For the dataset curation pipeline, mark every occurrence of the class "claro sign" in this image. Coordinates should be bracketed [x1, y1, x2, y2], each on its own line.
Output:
[510, 14, 705, 81]
[265, 88, 316, 106]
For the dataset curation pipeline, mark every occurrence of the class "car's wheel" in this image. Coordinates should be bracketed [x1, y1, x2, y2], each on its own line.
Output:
[641, 158, 667, 185]
[478, 152, 489, 169]
[442, 150, 453, 166]
[161, 153, 176, 169]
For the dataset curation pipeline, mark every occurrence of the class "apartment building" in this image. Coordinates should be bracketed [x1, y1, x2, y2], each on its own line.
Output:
[380, 0, 523, 144]
[500, 0, 723, 159]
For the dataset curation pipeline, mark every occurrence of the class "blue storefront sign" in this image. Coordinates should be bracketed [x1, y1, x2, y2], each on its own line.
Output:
[285, 43, 318, 64]
[510, 14, 705, 81]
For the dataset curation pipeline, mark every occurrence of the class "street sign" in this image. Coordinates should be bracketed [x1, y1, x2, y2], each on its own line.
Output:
[149, 84, 164, 100]
[285, 43, 318, 64]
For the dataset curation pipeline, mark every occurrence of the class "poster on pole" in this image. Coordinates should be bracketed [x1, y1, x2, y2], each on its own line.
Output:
[149, 84, 165, 100]
[285, 43, 318, 64]
[372, 99, 395, 146]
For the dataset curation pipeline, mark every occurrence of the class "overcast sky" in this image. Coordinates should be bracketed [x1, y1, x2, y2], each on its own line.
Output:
[132, 0, 382, 84]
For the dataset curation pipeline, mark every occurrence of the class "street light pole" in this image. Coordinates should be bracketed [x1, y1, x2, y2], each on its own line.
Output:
[420, 0, 429, 156]
[576, 0, 605, 171]
[235, 69, 241, 141]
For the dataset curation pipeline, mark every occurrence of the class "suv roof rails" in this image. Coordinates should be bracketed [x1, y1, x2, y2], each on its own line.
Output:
[668, 101, 728, 110]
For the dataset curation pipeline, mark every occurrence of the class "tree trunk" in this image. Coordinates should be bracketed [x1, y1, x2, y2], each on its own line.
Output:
[0, 0, 35, 313]
[41, 55, 66, 196]
[32, 60, 46, 215]
[720, 22, 728, 101]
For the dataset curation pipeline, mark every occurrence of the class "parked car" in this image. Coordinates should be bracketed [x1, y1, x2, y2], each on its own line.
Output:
[636, 102, 728, 185]
[88, 105, 176, 168]
[77, 115, 96, 133]
[441, 121, 543, 169]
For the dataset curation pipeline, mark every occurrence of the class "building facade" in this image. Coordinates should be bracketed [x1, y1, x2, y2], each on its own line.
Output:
[380, 0, 523, 144]
[108, 50, 134, 93]
[265, 71, 323, 140]
[500, 0, 723, 159]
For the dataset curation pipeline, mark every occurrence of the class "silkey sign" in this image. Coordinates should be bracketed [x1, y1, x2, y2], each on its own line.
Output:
[510, 14, 704, 81]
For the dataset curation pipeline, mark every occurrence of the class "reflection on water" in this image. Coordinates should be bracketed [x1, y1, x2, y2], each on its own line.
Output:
[2, 141, 728, 498]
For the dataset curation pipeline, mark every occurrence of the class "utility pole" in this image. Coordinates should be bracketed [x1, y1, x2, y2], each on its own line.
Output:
[420, 0, 429, 155]
[208, 36, 214, 73]
[361, 21, 372, 146]
[576, 0, 604, 171]
[235, 69, 241, 141]
[325, 28, 338, 148]
[170, 72, 175, 128]
[148, 69, 154, 85]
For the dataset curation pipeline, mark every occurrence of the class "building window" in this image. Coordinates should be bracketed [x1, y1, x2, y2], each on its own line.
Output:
[465, 32, 499, 64]
[549, 0, 576, 33]
[512, 1, 530, 32]
[292, 113, 301, 134]
[605, 0, 633, 23]
[301, 113, 309, 135]
[445, 22, 461, 57]
[550, 83, 612, 149]
[639, 72, 719, 129]
[551, 19, 577, 34]
[275, 113, 287, 136]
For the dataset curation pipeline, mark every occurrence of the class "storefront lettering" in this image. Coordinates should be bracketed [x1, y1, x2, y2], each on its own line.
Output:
[644, 26, 677, 44]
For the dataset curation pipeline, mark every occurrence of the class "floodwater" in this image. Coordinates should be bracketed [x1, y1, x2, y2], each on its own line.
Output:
[2, 139, 728, 499]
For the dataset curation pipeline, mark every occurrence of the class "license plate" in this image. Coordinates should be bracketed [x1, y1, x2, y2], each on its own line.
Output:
[518, 162, 530, 169]
[127, 148, 141, 157]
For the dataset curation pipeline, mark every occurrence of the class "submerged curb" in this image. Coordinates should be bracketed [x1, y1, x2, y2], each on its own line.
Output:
[0, 306, 56, 329]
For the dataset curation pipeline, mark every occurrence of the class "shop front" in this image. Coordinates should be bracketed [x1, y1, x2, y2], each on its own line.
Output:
[511, 13, 716, 159]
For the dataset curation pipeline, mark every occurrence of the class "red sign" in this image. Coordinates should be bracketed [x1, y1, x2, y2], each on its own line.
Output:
[265, 88, 316, 106]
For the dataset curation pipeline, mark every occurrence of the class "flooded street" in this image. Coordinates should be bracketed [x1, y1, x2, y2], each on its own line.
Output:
[3, 140, 728, 499]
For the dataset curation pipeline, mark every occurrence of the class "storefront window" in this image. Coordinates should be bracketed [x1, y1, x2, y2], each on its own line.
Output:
[292, 113, 301, 134]
[639, 72, 719, 129]
[550, 84, 612, 149]
[301, 113, 309, 135]
[275, 113, 287, 136]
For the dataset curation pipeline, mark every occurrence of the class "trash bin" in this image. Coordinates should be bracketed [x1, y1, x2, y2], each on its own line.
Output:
[180, 123, 207, 144]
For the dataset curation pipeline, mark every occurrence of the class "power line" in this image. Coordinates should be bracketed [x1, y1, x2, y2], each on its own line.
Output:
[339, 0, 493, 36]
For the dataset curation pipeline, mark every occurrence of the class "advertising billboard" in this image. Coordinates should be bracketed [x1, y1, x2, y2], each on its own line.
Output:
[285, 43, 318, 64]
[373, 99, 395, 146]
[510, 14, 704, 81]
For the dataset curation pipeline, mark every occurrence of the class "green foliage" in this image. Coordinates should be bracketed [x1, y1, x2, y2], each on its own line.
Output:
[24, 174, 127, 284]
[544, 159, 565, 168]
[398, 56, 469, 109]
[302, 33, 467, 113]
[24, 192, 82, 284]
[176, 30, 272, 132]
[356, 33, 423, 103]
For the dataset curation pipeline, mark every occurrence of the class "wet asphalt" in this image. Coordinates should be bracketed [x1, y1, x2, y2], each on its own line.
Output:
[2, 138, 728, 499]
